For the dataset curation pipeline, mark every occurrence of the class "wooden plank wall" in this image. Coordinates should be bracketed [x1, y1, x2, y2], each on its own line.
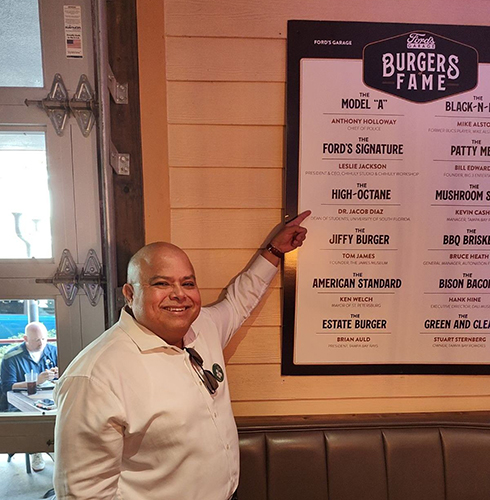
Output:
[138, 0, 490, 416]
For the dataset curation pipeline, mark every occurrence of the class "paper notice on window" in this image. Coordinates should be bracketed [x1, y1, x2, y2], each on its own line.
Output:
[64, 5, 83, 59]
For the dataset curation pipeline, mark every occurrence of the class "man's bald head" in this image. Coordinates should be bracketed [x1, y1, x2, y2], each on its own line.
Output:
[127, 242, 194, 284]
[24, 322, 48, 353]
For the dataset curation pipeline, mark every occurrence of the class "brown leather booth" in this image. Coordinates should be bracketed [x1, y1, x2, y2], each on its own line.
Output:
[236, 412, 490, 500]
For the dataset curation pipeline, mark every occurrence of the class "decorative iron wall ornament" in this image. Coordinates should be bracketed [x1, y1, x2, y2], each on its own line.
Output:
[36, 249, 105, 306]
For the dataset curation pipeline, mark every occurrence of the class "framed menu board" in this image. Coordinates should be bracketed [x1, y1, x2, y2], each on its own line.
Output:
[283, 20, 490, 375]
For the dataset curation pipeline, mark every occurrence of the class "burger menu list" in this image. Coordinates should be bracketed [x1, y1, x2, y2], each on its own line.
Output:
[285, 22, 490, 373]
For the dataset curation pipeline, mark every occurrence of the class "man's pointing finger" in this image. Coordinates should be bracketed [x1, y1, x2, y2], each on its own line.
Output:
[286, 210, 311, 226]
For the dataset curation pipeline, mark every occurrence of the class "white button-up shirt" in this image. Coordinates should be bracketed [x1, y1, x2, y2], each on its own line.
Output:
[54, 255, 277, 500]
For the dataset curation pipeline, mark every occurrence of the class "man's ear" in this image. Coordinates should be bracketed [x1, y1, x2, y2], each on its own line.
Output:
[122, 283, 134, 305]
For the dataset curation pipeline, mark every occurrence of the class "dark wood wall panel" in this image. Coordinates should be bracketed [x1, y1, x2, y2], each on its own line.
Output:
[106, 0, 145, 286]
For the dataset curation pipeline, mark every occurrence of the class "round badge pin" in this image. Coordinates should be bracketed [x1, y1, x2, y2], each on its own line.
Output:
[212, 363, 224, 382]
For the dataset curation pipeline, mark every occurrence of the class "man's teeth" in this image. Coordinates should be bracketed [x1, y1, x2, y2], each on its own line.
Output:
[165, 307, 187, 312]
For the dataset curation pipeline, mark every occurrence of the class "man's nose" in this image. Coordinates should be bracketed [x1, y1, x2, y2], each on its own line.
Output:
[169, 284, 186, 299]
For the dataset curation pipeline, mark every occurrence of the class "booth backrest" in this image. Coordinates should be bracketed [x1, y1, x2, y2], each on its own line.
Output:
[236, 412, 490, 500]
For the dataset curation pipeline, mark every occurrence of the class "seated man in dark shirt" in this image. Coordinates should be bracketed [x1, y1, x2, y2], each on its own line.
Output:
[0, 321, 58, 471]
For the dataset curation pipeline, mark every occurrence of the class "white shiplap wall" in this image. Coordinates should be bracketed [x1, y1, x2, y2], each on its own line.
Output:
[138, 0, 490, 416]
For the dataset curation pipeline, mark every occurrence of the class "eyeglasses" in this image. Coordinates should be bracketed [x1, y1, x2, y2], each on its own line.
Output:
[185, 347, 220, 395]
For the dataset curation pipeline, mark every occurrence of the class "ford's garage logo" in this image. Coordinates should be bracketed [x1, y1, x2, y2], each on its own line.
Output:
[363, 31, 478, 103]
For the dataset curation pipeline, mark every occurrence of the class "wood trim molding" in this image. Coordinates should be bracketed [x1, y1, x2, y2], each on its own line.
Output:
[136, 0, 171, 244]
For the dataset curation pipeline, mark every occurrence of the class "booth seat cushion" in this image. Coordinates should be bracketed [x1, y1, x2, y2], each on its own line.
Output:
[236, 412, 490, 500]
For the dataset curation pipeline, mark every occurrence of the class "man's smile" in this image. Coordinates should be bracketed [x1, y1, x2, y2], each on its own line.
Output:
[162, 306, 191, 312]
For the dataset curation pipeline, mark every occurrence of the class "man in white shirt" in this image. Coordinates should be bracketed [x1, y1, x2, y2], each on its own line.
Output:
[54, 211, 310, 500]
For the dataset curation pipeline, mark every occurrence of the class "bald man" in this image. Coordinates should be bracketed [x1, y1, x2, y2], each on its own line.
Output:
[53, 211, 310, 500]
[1, 321, 58, 471]
[1, 322, 58, 399]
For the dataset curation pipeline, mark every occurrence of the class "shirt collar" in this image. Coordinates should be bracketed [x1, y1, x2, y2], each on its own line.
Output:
[118, 308, 197, 352]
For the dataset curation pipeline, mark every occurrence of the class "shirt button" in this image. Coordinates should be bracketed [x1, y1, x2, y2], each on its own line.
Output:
[214, 412, 218, 418]
[226, 444, 230, 450]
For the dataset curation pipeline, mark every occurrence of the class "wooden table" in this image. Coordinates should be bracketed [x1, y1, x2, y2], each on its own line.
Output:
[7, 389, 56, 414]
